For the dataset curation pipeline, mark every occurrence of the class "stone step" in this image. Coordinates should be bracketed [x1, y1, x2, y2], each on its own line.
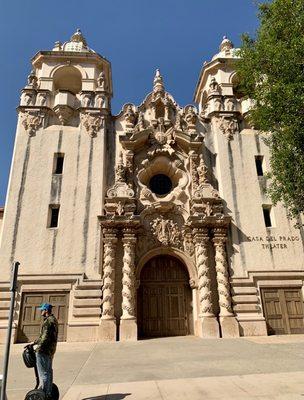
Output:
[74, 298, 101, 308]
[73, 308, 101, 317]
[231, 286, 257, 295]
[232, 295, 258, 304]
[0, 301, 11, 310]
[74, 290, 102, 299]
[234, 304, 261, 313]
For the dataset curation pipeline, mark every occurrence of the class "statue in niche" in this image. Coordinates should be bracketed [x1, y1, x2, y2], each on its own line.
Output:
[27, 70, 38, 88]
[225, 98, 235, 112]
[214, 98, 222, 112]
[197, 155, 208, 184]
[21, 92, 33, 106]
[38, 92, 47, 106]
[115, 152, 126, 182]
[95, 94, 107, 109]
[97, 71, 106, 90]
[185, 106, 197, 130]
[124, 105, 136, 128]
[82, 93, 92, 108]
[208, 77, 220, 95]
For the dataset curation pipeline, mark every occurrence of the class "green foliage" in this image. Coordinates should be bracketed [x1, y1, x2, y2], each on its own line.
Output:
[236, 0, 304, 220]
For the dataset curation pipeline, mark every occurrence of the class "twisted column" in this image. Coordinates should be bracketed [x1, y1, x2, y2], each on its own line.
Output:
[101, 229, 117, 320]
[213, 228, 233, 316]
[121, 231, 137, 320]
[194, 228, 214, 317]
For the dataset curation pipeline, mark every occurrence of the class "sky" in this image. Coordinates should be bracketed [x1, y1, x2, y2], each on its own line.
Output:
[0, 0, 259, 206]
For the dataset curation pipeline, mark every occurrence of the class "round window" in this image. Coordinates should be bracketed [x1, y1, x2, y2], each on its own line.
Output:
[149, 174, 172, 196]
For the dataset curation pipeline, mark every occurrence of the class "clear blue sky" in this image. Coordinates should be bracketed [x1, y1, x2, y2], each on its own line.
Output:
[0, 0, 259, 206]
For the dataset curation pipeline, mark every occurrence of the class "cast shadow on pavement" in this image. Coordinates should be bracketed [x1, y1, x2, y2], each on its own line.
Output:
[83, 393, 131, 400]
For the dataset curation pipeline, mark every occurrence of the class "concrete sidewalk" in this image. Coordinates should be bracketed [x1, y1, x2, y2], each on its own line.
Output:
[2, 335, 304, 399]
[63, 372, 304, 399]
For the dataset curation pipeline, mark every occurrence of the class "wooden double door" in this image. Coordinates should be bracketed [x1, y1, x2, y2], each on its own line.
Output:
[17, 292, 69, 343]
[261, 287, 304, 335]
[138, 255, 192, 338]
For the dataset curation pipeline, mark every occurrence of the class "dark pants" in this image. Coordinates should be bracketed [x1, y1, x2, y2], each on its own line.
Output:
[36, 352, 53, 396]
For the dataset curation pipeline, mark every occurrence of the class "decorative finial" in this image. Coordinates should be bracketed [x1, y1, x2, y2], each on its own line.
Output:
[153, 68, 165, 93]
[70, 28, 87, 47]
[220, 35, 234, 52]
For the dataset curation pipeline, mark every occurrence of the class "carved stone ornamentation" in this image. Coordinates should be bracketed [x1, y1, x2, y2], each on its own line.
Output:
[81, 112, 103, 137]
[183, 232, 195, 256]
[213, 229, 233, 316]
[20, 111, 43, 136]
[194, 228, 214, 317]
[121, 232, 137, 319]
[217, 116, 238, 140]
[150, 216, 181, 247]
[101, 230, 118, 319]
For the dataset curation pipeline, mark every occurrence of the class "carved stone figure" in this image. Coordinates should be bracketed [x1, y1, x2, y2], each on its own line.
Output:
[21, 92, 34, 106]
[197, 155, 208, 184]
[225, 97, 235, 112]
[82, 93, 92, 108]
[115, 152, 126, 183]
[184, 106, 198, 131]
[214, 98, 222, 112]
[124, 105, 136, 128]
[27, 70, 38, 88]
[37, 92, 47, 106]
[208, 77, 220, 95]
[97, 71, 106, 90]
[95, 94, 107, 109]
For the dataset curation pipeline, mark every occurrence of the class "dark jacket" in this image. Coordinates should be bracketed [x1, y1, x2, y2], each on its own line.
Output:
[35, 314, 58, 356]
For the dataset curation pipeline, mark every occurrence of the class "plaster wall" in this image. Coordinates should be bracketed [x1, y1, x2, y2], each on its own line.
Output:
[206, 126, 304, 277]
[0, 119, 107, 280]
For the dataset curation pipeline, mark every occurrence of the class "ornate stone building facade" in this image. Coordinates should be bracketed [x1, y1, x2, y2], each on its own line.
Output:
[0, 31, 304, 343]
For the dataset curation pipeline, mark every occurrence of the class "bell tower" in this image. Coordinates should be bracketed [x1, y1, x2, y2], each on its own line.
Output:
[0, 30, 114, 342]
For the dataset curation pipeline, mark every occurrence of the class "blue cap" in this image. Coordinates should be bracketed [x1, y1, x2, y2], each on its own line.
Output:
[38, 303, 52, 312]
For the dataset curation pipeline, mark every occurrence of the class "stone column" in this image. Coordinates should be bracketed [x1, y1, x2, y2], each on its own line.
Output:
[120, 230, 137, 341]
[99, 229, 118, 341]
[194, 228, 219, 338]
[213, 228, 239, 337]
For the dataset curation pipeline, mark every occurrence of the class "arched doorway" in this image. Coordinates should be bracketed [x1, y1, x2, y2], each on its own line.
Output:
[137, 255, 192, 338]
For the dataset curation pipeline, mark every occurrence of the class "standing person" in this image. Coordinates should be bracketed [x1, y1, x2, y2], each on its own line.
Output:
[33, 303, 58, 400]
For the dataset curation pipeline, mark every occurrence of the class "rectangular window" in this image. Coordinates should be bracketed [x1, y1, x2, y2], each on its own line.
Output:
[48, 205, 60, 228]
[255, 155, 264, 176]
[263, 206, 272, 227]
[53, 153, 64, 175]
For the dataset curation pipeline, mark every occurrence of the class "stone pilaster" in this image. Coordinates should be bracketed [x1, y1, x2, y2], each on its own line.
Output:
[120, 230, 138, 341]
[213, 228, 239, 337]
[99, 229, 117, 341]
[194, 228, 219, 338]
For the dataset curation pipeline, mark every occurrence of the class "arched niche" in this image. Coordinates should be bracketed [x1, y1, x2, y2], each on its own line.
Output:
[53, 66, 82, 94]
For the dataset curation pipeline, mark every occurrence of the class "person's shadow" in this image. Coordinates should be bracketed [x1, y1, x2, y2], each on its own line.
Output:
[83, 394, 131, 400]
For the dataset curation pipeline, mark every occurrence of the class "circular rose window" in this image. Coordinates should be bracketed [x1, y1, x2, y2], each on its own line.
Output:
[149, 174, 173, 195]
